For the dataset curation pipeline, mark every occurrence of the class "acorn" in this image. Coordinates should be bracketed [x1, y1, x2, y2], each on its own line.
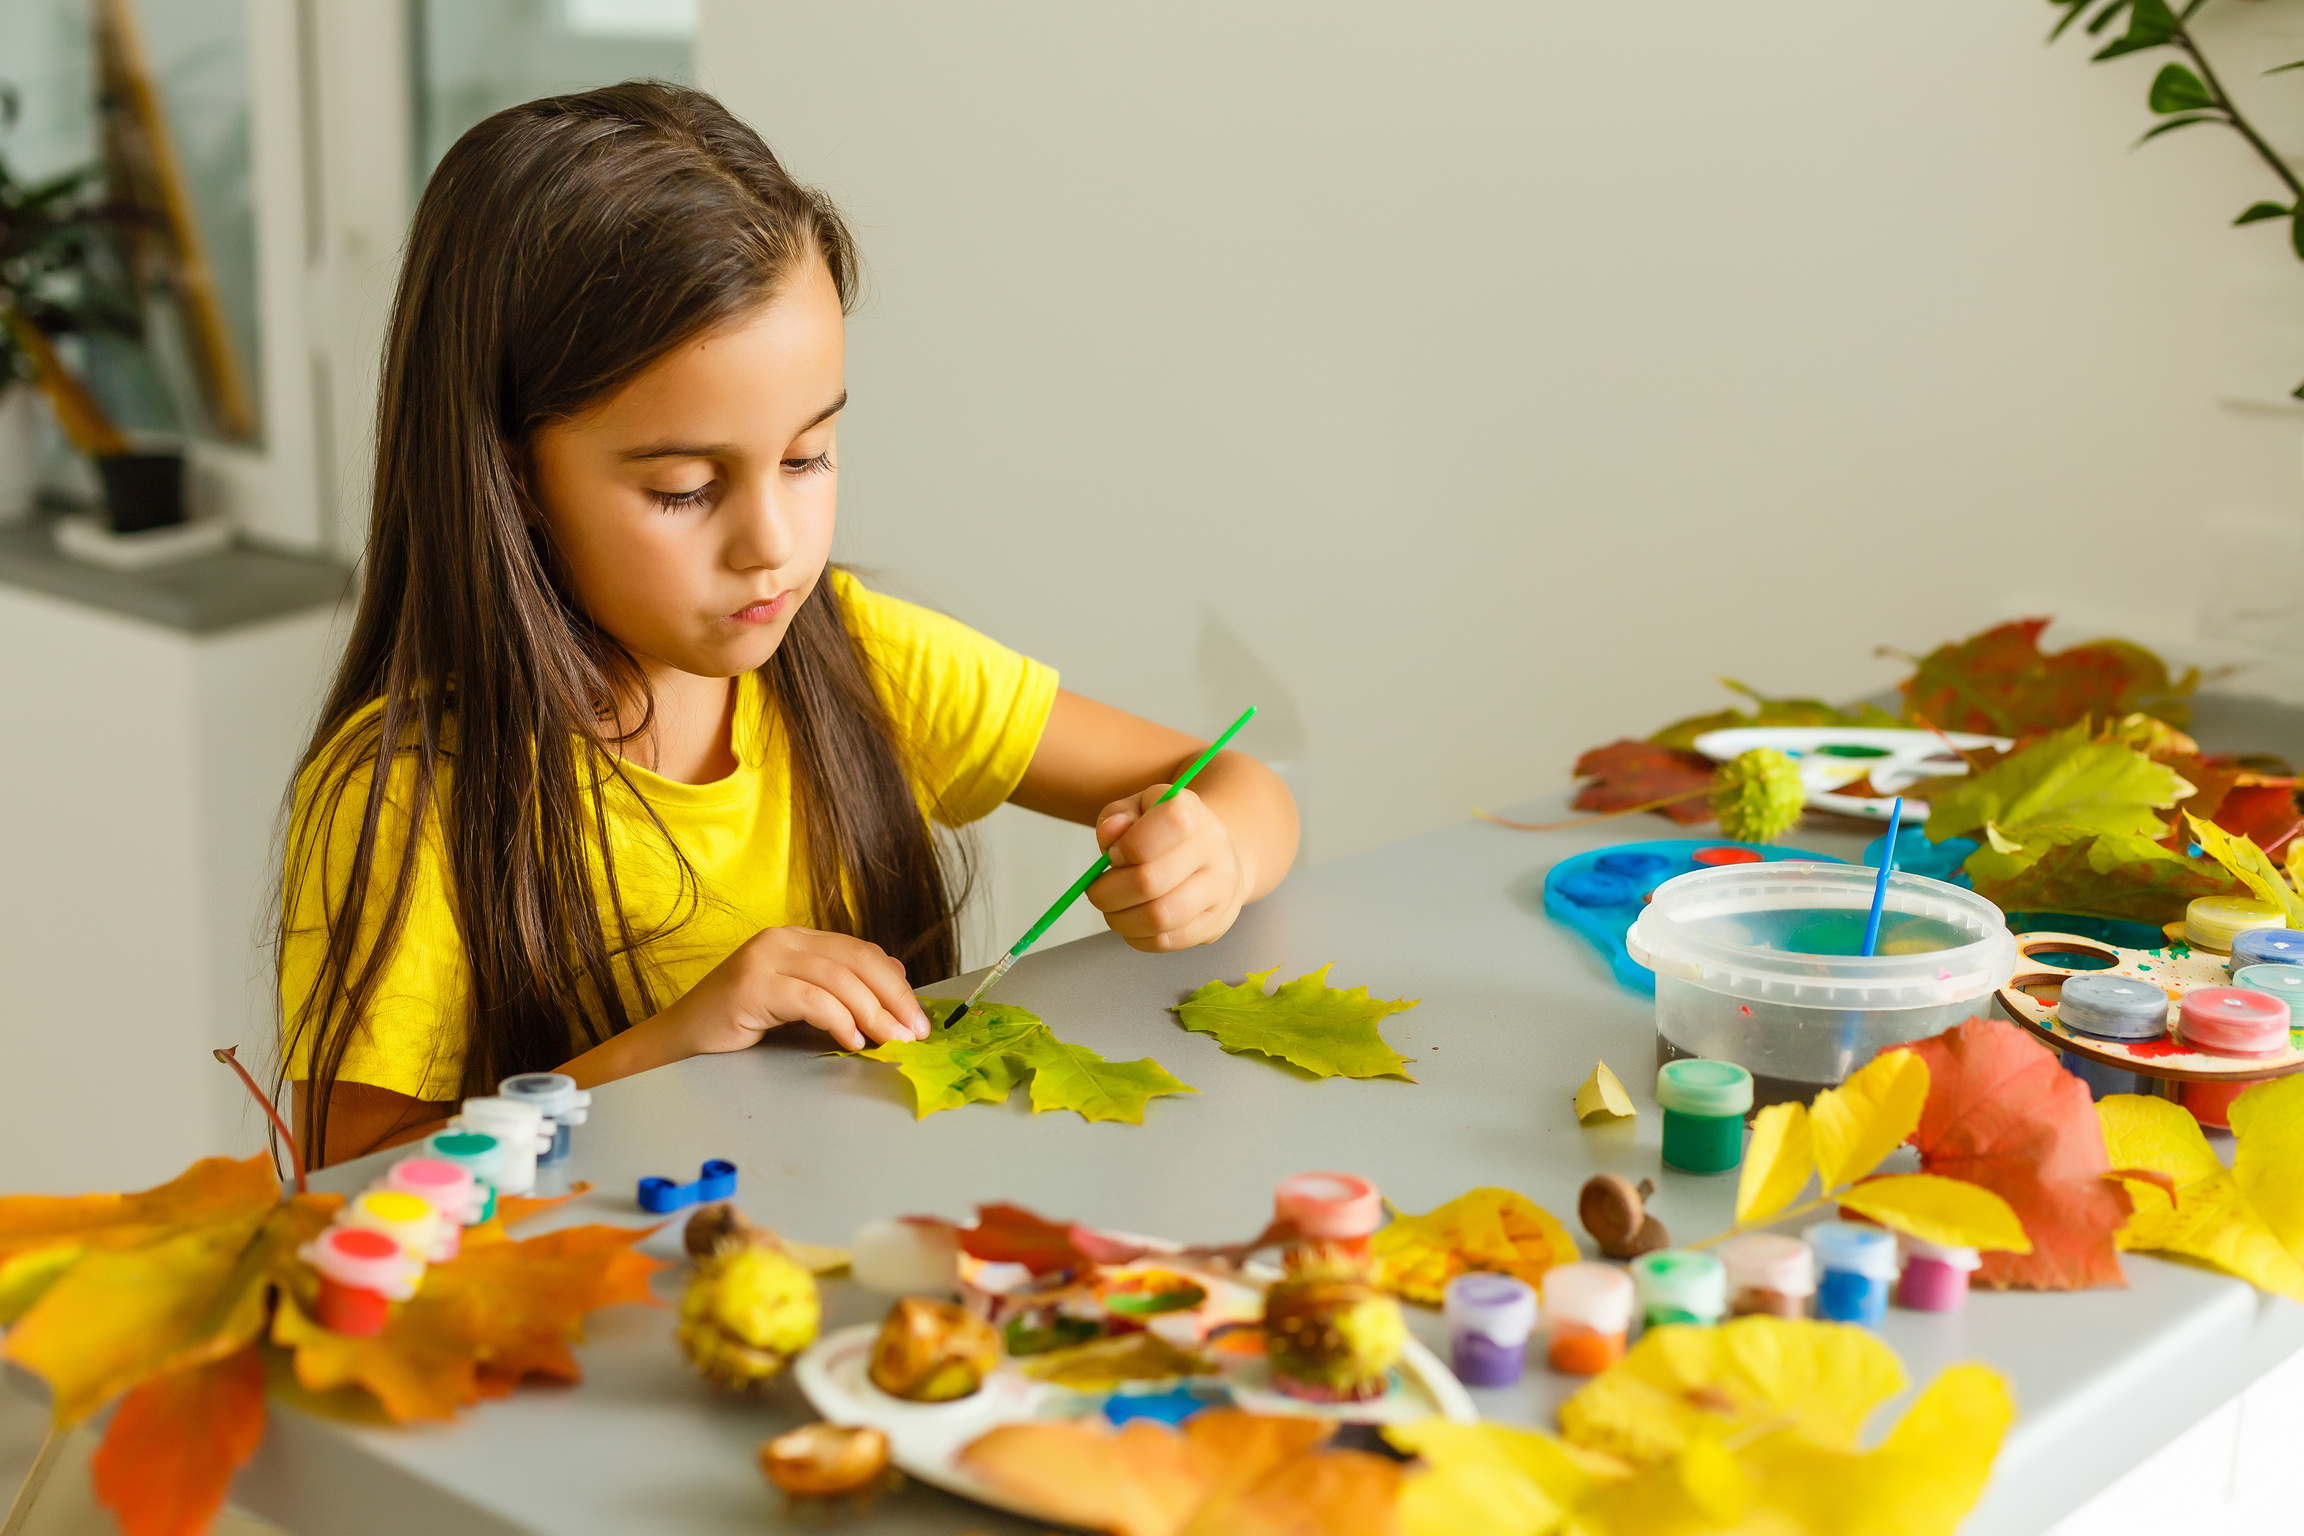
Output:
[1580, 1174, 1668, 1260]
[867, 1296, 1002, 1403]
[684, 1201, 760, 1259]
[759, 1422, 894, 1509]
[678, 1222, 821, 1391]
[1262, 1249, 1407, 1403]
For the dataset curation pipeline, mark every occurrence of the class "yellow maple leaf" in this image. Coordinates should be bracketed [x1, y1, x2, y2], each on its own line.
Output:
[1368, 1187, 1577, 1307]
[2099, 1083, 2304, 1301]
[1575, 1061, 1636, 1125]
[1736, 1101, 1814, 1225]
[1810, 1053, 1929, 1190]
[1407, 1319, 2012, 1536]
[2186, 814, 2304, 926]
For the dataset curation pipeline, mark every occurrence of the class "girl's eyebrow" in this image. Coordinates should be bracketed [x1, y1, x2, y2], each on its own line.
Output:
[619, 391, 848, 461]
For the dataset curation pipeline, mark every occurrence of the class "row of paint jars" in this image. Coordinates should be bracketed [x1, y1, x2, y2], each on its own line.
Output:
[298, 1074, 592, 1337]
[1442, 1223, 1981, 1385]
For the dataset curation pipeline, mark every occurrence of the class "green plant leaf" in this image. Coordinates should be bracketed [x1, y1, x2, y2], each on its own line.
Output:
[864, 1000, 1195, 1124]
[2234, 202, 2292, 226]
[1925, 723, 2190, 883]
[2266, 58, 2304, 76]
[2083, 0, 2134, 37]
[2146, 62, 2215, 113]
[1651, 679, 1898, 751]
[2137, 113, 2221, 144]
[1172, 964, 1418, 1080]
[2095, 0, 2174, 58]
[1966, 828, 2238, 924]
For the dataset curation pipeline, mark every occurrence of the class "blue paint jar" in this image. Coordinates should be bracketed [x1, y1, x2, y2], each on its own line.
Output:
[1806, 1222, 1898, 1327]
[1656, 1059, 1753, 1175]
[499, 1071, 592, 1166]
[2231, 928, 2304, 972]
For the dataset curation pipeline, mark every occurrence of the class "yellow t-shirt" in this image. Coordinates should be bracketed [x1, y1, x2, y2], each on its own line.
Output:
[279, 571, 1057, 1100]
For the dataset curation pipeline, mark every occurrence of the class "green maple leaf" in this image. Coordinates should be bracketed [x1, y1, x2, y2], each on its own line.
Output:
[1171, 964, 1418, 1080]
[860, 999, 1194, 1125]
[1970, 829, 2239, 924]
[1924, 721, 2193, 883]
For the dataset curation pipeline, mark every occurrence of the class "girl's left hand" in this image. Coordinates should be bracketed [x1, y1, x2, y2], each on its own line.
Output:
[1087, 785, 1249, 952]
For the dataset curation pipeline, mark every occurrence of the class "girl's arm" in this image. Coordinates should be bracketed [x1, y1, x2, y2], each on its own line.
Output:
[294, 1080, 456, 1167]
[1011, 690, 1300, 951]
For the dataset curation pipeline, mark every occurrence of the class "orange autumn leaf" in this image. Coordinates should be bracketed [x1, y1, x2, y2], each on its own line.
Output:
[274, 1223, 665, 1421]
[90, 1343, 267, 1536]
[494, 1181, 593, 1229]
[1368, 1188, 1577, 1306]
[0, 1156, 284, 1322]
[4, 1175, 337, 1425]
[1571, 741, 1716, 824]
[958, 1410, 1402, 1536]
[1890, 1017, 2129, 1290]
[1898, 618, 2198, 737]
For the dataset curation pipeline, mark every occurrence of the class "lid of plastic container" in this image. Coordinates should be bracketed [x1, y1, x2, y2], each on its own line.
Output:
[1541, 1262, 1635, 1331]
[499, 1071, 588, 1120]
[1627, 865, 2017, 1009]
[2178, 987, 2291, 1057]
[429, 1131, 500, 1163]
[1805, 1221, 1900, 1280]
[1274, 1172, 1383, 1240]
[1655, 1058, 1754, 1117]
[2233, 965, 2304, 1009]
[2185, 896, 2286, 952]
[1630, 1249, 1728, 1315]
[1443, 1272, 1538, 1337]
[1897, 1234, 1982, 1270]
[1717, 1232, 1816, 1296]
[460, 1095, 543, 1131]
[2232, 928, 2304, 969]
[2057, 973, 2170, 1041]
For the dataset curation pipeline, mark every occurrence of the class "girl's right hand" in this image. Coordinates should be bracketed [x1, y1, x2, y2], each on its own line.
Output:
[665, 926, 930, 1055]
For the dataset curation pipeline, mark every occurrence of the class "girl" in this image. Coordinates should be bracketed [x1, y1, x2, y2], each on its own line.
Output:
[279, 83, 1297, 1167]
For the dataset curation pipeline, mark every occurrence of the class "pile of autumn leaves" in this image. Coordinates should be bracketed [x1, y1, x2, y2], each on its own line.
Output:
[952, 1017, 2304, 1536]
[0, 1164, 662, 1536]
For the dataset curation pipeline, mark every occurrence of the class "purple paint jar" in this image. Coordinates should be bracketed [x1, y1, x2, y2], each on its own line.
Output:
[1896, 1235, 1981, 1312]
[1443, 1272, 1537, 1388]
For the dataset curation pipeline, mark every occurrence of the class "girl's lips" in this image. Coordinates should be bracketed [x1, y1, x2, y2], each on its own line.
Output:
[729, 593, 790, 625]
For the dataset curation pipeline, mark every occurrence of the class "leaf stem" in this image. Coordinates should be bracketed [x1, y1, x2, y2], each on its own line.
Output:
[1, 1426, 69, 1536]
[214, 1046, 306, 1195]
[1687, 1189, 1844, 1251]
[2171, 16, 2304, 204]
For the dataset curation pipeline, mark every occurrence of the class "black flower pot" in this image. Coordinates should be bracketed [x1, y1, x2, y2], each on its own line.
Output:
[98, 451, 187, 534]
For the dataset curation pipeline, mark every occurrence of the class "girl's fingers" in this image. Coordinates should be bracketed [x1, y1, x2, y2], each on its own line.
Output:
[1103, 866, 1226, 943]
[787, 952, 917, 1046]
[1090, 840, 1204, 914]
[770, 975, 864, 1051]
[800, 931, 928, 1036]
[1106, 791, 1197, 866]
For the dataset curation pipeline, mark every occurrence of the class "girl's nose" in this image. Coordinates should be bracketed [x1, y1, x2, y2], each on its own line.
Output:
[722, 474, 798, 573]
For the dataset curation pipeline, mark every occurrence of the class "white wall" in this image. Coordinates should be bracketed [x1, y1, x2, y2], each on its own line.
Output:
[697, 0, 2304, 944]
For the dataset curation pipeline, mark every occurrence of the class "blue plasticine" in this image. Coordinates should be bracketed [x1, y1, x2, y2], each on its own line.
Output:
[1542, 838, 1849, 995]
[637, 1158, 738, 1214]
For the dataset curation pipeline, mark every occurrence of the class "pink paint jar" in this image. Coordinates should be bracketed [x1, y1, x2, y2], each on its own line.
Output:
[1896, 1235, 1981, 1312]
[2177, 988, 2289, 1058]
[383, 1157, 484, 1249]
[1275, 1172, 1383, 1259]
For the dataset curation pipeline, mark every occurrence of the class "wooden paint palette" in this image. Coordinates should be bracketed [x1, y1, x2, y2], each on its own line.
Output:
[1997, 932, 2304, 1083]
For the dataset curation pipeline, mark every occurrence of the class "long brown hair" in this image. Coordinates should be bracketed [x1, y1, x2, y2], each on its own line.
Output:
[280, 82, 960, 1165]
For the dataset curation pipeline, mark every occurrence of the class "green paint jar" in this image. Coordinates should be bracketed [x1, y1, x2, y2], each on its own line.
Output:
[1629, 1249, 1727, 1329]
[1656, 1059, 1752, 1175]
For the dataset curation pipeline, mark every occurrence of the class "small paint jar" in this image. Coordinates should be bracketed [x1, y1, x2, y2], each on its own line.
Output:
[2180, 1077, 2267, 1132]
[2185, 896, 2285, 954]
[1541, 1262, 1634, 1375]
[2177, 987, 2289, 1058]
[498, 1072, 591, 1166]
[1656, 1059, 1753, 1175]
[384, 1157, 484, 1241]
[425, 1131, 504, 1222]
[1443, 1272, 1537, 1387]
[2233, 964, 2304, 1020]
[302, 1225, 422, 1336]
[1274, 1171, 1383, 1260]
[2056, 973, 2169, 1100]
[340, 1188, 453, 1265]
[2231, 928, 2304, 972]
[1630, 1249, 1727, 1329]
[1806, 1222, 1899, 1327]
[1896, 1235, 1981, 1313]
[453, 1096, 553, 1196]
[1718, 1232, 1815, 1319]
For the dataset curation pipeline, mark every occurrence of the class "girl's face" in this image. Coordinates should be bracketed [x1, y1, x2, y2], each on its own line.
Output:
[529, 256, 846, 683]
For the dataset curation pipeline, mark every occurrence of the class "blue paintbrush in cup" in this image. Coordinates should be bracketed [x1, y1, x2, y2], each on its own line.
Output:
[1861, 797, 1905, 957]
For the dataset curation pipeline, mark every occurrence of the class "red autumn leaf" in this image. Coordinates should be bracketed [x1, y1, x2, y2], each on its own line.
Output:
[1898, 619, 2195, 737]
[1889, 1017, 2130, 1289]
[89, 1343, 267, 1536]
[2210, 782, 2304, 857]
[1570, 740, 1715, 825]
[956, 1202, 1099, 1275]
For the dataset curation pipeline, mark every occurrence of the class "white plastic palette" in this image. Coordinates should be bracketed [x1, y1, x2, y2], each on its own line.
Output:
[792, 1260, 1476, 1523]
[1692, 727, 2010, 820]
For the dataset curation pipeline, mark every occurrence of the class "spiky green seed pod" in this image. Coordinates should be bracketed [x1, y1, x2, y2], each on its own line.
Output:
[678, 1237, 821, 1391]
[1711, 747, 1804, 844]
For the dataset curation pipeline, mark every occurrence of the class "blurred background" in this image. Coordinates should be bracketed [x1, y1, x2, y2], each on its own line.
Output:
[4, 5, 2304, 1522]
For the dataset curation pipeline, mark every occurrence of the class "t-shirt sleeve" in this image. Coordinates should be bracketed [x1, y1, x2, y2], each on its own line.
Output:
[278, 722, 472, 1102]
[832, 569, 1059, 826]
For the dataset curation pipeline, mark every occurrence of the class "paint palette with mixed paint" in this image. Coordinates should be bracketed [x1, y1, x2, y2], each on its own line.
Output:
[1543, 838, 1849, 993]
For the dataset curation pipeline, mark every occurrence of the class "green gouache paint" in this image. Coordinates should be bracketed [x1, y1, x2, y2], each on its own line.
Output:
[1656, 1059, 1754, 1175]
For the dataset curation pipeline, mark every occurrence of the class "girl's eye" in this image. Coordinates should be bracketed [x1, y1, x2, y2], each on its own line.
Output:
[647, 483, 715, 510]
[782, 452, 834, 477]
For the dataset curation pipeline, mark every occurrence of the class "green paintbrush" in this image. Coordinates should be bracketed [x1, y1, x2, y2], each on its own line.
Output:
[940, 704, 1258, 1030]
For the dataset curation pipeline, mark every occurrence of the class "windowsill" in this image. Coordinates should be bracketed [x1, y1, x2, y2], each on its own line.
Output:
[0, 513, 354, 635]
